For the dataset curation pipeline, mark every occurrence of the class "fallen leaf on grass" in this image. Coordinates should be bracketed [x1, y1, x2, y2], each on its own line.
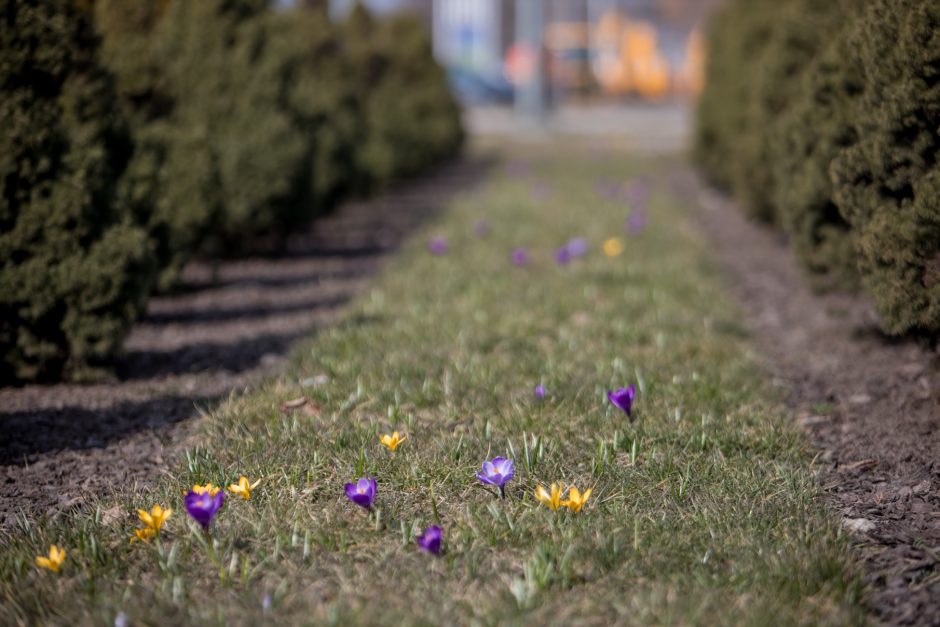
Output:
[279, 397, 322, 417]
[100, 505, 125, 527]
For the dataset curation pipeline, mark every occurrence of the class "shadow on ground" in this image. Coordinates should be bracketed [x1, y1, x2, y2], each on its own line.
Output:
[0, 156, 492, 528]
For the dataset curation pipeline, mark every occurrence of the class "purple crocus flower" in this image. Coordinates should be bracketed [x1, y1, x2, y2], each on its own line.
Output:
[185, 490, 224, 529]
[428, 236, 448, 255]
[554, 246, 572, 266]
[608, 384, 637, 418]
[626, 209, 647, 235]
[566, 238, 588, 258]
[476, 457, 514, 498]
[416, 525, 443, 555]
[534, 384, 546, 400]
[344, 477, 377, 510]
[511, 248, 529, 266]
[474, 220, 491, 237]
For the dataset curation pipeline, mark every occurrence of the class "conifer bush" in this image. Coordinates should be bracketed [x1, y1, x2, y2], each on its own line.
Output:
[270, 7, 361, 211]
[344, 4, 463, 187]
[831, 0, 940, 334]
[94, 0, 220, 289]
[0, 0, 155, 382]
[153, 0, 309, 252]
[693, 0, 777, 199]
[697, 0, 940, 335]
[2, 0, 463, 382]
[768, 0, 863, 289]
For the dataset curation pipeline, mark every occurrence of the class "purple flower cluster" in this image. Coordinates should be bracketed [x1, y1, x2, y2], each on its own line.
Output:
[554, 237, 588, 266]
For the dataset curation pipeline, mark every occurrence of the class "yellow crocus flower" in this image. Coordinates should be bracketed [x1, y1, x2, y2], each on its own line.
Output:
[130, 527, 156, 544]
[564, 487, 593, 513]
[192, 483, 221, 496]
[35, 545, 66, 573]
[227, 476, 261, 501]
[603, 237, 624, 257]
[379, 431, 407, 452]
[535, 483, 564, 511]
[138, 504, 172, 532]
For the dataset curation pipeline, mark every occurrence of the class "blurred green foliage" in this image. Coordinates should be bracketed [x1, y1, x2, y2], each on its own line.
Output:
[343, 4, 463, 188]
[0, 0, 155, 382]
[0, 0, 462, 383]
[830, 0, 940, 334]
[696, 0, 940, 335]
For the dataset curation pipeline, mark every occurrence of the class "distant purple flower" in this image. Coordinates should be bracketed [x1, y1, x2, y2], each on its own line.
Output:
[534, 384, 546, 400]
[511, 248, 529, 266]
[566, 238, 588, 258]
[416, 525, 443, 555]
[345, 477, 377, 510]
[185, 490, 224, 529]
[474, 220, 491, 237]
[531, 181, 551, 201]
[477, 456, 514, 498]
[626, 209, 647, 235]
[428, 236, 448, 255]
[608, 384, 636, 418]
[554, 246, 572, 266]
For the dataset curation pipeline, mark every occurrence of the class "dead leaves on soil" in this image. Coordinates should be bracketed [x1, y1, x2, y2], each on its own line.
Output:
[278, 397, 322, 418]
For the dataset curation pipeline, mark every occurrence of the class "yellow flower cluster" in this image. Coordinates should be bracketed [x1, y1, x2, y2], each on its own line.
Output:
[130, 504, 172, 544]
[535, 483, 593, 512]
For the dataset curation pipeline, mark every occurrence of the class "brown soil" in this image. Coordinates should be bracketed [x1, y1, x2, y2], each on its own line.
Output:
[675, 170, 940, 626]
[0, 158, 488, 533]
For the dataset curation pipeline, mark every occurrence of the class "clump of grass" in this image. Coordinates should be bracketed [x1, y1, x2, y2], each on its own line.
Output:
[0, 141, 864, 625]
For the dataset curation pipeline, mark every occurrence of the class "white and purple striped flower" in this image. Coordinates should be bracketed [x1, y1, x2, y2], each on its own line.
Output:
[476, 457, 514, 498]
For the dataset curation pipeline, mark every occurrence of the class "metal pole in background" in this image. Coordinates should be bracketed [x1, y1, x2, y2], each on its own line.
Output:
[514, 0, 546, 127]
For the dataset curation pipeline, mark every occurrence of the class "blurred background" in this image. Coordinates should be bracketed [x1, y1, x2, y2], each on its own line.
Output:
[286, 0, 714, 107]
[2, 0, 721, 385]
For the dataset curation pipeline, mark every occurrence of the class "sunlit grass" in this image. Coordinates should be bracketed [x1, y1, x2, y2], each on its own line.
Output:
[0, 140, 864, 625]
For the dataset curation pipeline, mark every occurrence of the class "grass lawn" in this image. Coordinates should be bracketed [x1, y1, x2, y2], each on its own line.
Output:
[1, 140, 864, 625]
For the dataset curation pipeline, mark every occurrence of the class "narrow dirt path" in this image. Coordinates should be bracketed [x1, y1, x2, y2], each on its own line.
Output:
[0, 159, 488, 531]
[673, 169, 940, 626]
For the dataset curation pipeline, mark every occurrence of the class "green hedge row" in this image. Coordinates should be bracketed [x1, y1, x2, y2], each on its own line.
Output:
[695, 0, 940, 335]
[0, 0, 462, 383]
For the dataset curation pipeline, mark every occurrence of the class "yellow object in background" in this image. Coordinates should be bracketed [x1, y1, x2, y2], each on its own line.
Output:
[603, 237, 625, 257]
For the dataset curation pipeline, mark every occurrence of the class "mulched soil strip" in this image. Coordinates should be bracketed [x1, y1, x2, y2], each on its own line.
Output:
[0, 158, 489, 534]
[671, 168, 940, 626]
